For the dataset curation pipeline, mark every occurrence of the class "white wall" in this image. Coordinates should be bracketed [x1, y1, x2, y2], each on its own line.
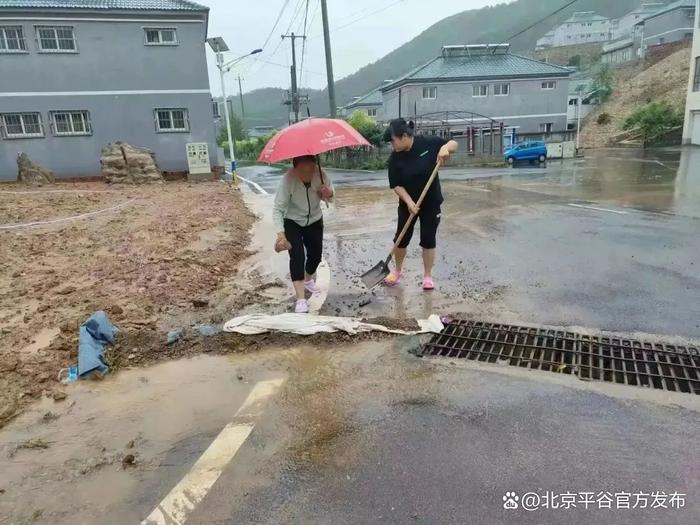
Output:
[682, 0, 700, 145]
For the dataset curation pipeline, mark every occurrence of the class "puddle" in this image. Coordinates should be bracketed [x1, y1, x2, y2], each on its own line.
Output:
[0, 352, 285, 525]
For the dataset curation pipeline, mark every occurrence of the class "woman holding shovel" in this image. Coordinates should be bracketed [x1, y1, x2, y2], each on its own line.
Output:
[383, 118, 458, 290]
[273, 155, 334, 314]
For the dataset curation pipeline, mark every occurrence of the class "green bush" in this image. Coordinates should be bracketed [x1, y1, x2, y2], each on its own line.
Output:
[593, 64, 614, 103]
[597, 113, 611, 125]
[346, 110, 384, 147]
[623, 102, 683, 144]
[230, 133, 275, 161]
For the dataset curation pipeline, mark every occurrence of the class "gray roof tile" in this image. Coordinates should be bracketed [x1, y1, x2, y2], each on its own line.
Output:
[384, 53, 570, 90]
[0, 0, 207, 11]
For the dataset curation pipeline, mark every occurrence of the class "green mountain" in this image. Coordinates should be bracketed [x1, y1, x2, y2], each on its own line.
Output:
[234, 0, 667, 128]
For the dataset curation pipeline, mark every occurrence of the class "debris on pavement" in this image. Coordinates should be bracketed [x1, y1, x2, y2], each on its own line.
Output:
[121, 453, 136, 468]
[52, 391, 67, 402]
[223, 313, 444, 336]
[18, 438, 50, 450]
[42, 412, 60, 422]
[78, 311, 118, 379]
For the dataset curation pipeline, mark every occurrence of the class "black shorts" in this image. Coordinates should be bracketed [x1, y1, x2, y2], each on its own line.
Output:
[393, 204, 441, 249]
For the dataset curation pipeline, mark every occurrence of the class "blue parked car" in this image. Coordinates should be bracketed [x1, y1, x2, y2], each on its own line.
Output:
[504, 141, 548, 164]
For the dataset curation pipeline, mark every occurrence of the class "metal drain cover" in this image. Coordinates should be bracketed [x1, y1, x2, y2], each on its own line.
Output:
[423, 321, 700, 395]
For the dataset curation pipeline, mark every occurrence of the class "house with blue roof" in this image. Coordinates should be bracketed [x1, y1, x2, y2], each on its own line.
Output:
[380, 44, 572, 138]
[0, 0, 217, 179]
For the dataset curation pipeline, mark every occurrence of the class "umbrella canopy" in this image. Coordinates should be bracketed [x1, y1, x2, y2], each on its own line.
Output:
[258, 118, 371, 164]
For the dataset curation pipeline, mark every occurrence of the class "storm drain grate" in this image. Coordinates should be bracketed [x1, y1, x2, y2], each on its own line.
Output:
[422, 320, 700, 395]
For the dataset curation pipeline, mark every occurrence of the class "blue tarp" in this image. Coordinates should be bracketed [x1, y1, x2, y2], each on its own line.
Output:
[78, 311, 118, 378]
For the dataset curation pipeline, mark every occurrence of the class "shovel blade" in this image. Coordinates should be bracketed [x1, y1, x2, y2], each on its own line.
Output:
[361, 260, 390, 289]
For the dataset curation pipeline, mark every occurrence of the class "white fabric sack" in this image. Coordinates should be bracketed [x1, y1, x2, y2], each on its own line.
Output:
[223, 313, 444, 336]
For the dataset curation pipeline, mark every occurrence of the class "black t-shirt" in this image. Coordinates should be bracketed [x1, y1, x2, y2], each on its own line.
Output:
[388, 134, 447, 209]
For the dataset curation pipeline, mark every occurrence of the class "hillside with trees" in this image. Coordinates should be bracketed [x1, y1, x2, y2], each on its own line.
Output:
[235, 0, 667, 127]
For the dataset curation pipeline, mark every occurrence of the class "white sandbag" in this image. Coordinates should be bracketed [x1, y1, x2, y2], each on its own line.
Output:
[223, 313, 444, 336]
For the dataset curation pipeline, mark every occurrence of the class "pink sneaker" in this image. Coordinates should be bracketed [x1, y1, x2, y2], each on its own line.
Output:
[295, 299, 309, 313]
[304, 279, 321, 294]
[384, 270, 403, 286]
[422, 276, 435, 291]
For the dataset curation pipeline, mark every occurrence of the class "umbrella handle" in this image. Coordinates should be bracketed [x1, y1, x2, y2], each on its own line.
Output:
[316, 155, 329, 209]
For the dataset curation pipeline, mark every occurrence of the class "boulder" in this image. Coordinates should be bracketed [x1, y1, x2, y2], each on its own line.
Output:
[16, 153, 55, 186]
[100, 142, 163, 184]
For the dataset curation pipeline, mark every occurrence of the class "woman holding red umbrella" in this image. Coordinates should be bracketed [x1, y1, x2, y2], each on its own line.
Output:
[272, 155, 334, 314]
[259, 118, 370, 313]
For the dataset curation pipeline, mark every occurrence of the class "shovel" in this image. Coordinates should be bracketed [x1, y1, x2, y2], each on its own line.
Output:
[361, 160, 442, 289]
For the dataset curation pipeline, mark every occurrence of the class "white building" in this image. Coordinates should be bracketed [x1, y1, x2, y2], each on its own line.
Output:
[682, 0, 700, 145]
[611, 3, 665, 39]
[536, 12, 611, 49]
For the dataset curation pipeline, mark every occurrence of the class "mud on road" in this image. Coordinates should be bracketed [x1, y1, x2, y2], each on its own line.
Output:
[0, 181, 259, 428]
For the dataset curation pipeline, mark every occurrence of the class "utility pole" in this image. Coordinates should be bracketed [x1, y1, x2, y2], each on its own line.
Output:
[282, 32, 305, 123]
[576, 86, 582, 153]
[320, 0, 336, 117]
[237, 74, 245, 119]
[216, 51, 236, 176]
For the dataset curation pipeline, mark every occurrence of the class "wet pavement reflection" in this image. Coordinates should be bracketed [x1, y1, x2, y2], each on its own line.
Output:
[242, 147, 700, 337]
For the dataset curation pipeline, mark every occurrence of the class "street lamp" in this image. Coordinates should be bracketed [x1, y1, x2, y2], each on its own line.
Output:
[206, 36, 262, 177]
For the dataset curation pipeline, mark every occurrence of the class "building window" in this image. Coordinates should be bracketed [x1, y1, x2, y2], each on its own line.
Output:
[1, 112, 44, 138]
[541, 81, 556, 90]
[367, 108, 377, 117]
[422, 86, 437, 99]
[0, 26, 27, 53]
[694, 57, 700, 92]
[50, 111, 91, 136]
[473, 84, 489, 97]
[494, 83, 510, 96]
[155, 108, 189, 132]
[212, 101, 220, 118]
[540, 123, 553, 134]
[659, 37, 665, 44]
[144, 27, 178, 46]
[36, 26, 76, 52]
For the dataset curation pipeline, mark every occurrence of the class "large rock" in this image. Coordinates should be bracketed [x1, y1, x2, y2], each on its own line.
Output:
[17, 153, 54, 186]
[100, 142, 163, 184]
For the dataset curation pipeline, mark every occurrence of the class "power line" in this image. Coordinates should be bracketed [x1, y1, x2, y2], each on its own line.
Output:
[333, 0, 396, 25]
[299, 0, 310, 88]
[494, 0, 582, 49]
[284, 0, 307, 35]
[260, 0, 291, 50]
[254, 56, 325, 77]
[308, 0, 405, 40]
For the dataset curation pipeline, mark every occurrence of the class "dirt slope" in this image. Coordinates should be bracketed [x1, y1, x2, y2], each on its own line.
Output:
[580, 47, 691, 148]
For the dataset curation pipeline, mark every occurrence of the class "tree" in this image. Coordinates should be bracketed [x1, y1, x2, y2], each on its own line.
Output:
[593, 64, 614, 103]
[346, 110, 384, 147]
[217, 112, 247, 147]
[623, 102, 683, 145]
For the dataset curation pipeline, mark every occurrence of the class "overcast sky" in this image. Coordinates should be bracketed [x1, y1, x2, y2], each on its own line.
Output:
[205, 0, 505, 96]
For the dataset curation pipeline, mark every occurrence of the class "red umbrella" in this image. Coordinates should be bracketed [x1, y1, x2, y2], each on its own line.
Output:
[258, 118, 371, 163]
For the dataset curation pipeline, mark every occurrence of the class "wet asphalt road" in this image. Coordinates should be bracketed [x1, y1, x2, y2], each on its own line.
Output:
[3, 148, 700, 525]
[242, 147, 700, 338]
[186, 343, 700, 525]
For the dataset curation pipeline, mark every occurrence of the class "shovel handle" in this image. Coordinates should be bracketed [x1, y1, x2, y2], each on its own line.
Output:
[387, 160, 442, 259]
